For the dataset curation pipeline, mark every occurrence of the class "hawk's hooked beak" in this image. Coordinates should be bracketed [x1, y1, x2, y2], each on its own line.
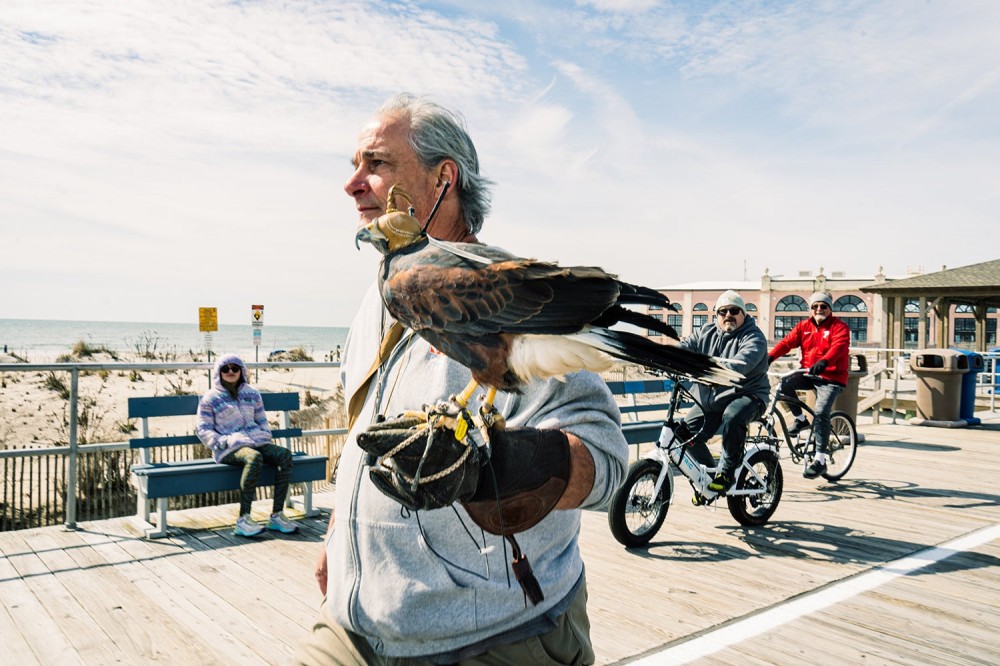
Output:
[355, 222, 389, 254]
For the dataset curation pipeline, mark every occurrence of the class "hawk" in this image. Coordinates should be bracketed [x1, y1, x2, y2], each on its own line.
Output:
[355, 186, 741, 417]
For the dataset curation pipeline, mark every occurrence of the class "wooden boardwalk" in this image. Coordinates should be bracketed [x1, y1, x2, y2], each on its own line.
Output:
[2, 416, 999, 665]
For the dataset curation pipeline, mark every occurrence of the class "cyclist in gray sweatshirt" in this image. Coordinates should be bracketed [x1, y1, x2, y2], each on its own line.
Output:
[676, 290, 771, 496]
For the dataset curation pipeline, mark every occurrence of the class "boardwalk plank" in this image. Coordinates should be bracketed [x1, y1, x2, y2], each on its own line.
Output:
[0, 533, 84, 665]
[71, 521, 241, 664]
[0, 419, 997, 665]
[13, 529, 124, 665]
[86, 520, 281, 665]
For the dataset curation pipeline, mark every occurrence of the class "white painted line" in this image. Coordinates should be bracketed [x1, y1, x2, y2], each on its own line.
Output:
[630, 523, 1000, 665]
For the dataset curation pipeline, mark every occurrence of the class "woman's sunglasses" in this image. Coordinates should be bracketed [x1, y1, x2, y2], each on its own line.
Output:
[220, 364, 241, 374]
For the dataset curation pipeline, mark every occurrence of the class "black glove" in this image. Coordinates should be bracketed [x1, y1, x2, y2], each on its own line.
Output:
[462, 427, 571, 536]
[356, 413, 482, 512]
[767, 355, 775, 366]
[808, 359, 829, 376]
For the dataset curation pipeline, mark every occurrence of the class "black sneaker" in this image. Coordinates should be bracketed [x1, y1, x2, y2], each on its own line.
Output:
[803, 459, 827, 479]
[787, 418, 810, 436]
[707, 471, 732, 493]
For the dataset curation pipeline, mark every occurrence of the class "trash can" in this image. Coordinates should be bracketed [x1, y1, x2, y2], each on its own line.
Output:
[951, 349, 984, 425]
[910, 349, 969, 426]
[833, 354, 868, 418]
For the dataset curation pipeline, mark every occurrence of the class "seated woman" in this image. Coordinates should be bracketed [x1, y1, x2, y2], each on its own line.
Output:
[195, 354, 299, 537]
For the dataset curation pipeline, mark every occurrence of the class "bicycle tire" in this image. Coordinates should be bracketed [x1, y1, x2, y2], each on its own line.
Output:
[820, 411, 858, 481]
[607, 458, 670, 547]
[727, 449, 783, 526]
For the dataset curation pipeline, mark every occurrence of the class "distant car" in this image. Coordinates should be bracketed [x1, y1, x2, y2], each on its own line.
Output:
[267, 349, 286, 361]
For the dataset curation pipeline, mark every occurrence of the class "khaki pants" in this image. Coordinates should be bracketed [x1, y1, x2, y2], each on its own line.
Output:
[294, 577, 594, 666]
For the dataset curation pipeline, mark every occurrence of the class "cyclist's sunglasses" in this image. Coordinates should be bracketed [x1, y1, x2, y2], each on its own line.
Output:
[717, 307, 743, 316]
[220, 364, 241, 374]
[811, 303, 831, 311]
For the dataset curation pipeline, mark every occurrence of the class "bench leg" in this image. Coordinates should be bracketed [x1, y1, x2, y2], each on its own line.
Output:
[286, 482, 319, 517]
[144, 498, 172, 539]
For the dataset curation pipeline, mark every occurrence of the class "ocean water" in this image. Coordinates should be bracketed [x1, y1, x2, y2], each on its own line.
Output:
[0, 318, 349, 362]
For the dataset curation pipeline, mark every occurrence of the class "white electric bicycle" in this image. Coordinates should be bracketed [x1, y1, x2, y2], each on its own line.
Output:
[607, 373, 784, 548]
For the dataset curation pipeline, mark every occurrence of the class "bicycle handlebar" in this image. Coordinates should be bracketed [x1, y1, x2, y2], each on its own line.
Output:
[769, 368, 810, 380]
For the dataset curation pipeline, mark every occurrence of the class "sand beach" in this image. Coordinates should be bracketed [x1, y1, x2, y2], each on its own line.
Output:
[0, 347, 346, 449]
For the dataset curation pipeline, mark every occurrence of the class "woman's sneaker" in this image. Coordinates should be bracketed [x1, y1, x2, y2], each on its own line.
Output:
[267, 512, 299, 534]
[234, 514, 265, 537]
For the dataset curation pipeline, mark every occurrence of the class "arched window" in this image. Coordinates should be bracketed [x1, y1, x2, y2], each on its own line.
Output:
[647, 313, 663, 337]
[671, 303, 683, 312]
[745, 303, 758, 312]
[774, 316, 806, 339]
[776, 295, 808, 312]
[904, 299, 920, 313]
[834, 295, 867, 312]
[955, 304, 974, 313]
[693, 303, 708, 311]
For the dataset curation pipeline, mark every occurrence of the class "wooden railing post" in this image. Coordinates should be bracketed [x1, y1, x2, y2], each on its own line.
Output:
[65, 368, 79, 529]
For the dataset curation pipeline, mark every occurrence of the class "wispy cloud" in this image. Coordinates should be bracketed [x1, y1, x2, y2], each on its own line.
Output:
[1, 0, 998, 324]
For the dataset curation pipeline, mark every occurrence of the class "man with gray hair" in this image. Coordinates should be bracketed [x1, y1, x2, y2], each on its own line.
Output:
[296, 94, 627, 665]
[672, 290, 770, 498]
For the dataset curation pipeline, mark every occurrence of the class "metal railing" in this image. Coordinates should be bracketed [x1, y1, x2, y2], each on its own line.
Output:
[2, 352, 997, 532]
[0, 361, 347, 530]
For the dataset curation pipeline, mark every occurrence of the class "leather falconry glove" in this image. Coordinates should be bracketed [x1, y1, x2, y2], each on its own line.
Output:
[355, 409, 482, 512]
[461, 427, 571, 536]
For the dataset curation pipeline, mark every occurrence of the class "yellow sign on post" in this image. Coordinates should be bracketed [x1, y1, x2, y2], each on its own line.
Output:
[199, 307, 219, 332]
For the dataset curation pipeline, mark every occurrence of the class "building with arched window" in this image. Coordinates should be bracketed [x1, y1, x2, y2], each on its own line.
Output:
[650, 264, 1000, 349]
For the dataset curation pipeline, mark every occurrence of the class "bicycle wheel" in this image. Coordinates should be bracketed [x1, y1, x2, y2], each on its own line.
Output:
[820, 411, 858, 481]
[607, 459, 670, 547]
[727, 449, 783, 526]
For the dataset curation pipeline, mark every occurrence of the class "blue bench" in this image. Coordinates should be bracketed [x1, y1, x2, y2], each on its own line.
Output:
[129, 392, 327, 538]
[606, 378, 691, 448]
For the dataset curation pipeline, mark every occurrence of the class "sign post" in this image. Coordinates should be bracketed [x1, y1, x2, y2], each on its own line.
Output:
[251, 304, 264, 381]
[199, 307, 218, 387]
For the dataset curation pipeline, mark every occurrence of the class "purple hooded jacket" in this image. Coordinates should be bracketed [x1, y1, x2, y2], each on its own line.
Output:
[195, 354, 272, 462]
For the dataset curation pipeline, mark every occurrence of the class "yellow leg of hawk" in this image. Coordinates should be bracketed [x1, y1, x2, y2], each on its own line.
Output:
[451, 382, 505, 433]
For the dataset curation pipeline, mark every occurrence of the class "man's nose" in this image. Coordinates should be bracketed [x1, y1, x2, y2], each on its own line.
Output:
[344, 169, 368, 197]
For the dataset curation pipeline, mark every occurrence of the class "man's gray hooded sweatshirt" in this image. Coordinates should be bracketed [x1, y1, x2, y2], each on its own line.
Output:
[680, 315, 771, 411]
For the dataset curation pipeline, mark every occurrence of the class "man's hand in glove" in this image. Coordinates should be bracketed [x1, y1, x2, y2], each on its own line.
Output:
[355, 412, 482, 512]
[357, 404, 590, 537]
[808, 359, 829, 376]
[462, 427, 573, 536]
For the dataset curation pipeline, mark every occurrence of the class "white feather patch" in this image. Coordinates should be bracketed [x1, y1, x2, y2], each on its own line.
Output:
[507, 332, 617, 383]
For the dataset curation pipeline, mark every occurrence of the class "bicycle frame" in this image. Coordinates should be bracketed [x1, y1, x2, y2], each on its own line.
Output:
[755, 369, 820, 462]
[639, 377, 778, 505]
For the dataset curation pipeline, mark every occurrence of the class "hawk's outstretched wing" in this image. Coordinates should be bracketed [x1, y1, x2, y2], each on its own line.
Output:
[357, 211, 740, 390]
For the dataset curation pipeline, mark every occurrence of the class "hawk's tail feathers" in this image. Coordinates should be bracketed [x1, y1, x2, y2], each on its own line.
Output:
[580, 328, 743, 386]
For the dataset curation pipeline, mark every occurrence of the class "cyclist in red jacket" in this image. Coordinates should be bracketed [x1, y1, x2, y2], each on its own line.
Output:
[768, 292, 851, 479]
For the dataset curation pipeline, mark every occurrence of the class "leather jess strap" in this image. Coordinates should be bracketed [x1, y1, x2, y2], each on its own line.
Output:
[346, 322, 405, 432]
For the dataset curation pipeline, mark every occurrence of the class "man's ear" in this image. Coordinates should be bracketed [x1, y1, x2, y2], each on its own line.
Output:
[435, 160, 458, 189]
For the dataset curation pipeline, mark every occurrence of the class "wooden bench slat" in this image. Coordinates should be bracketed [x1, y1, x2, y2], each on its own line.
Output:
[132, 453, 327, 499]
[129, 428, 303, 450]
[128, 392, 300, 418]
[605, 379, 675, 394]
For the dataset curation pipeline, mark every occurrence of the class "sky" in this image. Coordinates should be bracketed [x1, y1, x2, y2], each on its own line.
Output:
[2, 0, 998, 328]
